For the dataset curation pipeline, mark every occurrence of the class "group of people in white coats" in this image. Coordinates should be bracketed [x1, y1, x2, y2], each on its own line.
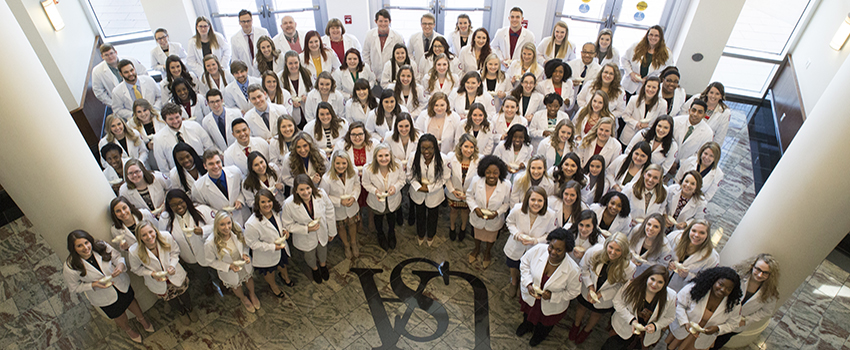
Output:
[79, 4, 755, 346]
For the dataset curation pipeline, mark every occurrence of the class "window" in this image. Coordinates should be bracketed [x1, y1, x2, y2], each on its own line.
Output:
[84, 0, 152, 40]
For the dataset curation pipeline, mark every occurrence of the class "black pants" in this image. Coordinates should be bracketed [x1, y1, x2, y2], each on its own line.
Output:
[168, 289, 193, 315]
[601, 333, 643, 350]
[709, 331, 739, 350]
[414, 201, 439, 238]
[374, 209, 397, 235]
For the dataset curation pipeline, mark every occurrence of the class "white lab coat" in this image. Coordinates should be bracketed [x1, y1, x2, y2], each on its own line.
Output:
[506, 61, 545, 88]
[679, 95, 733, 146]
[408, 31, 445, 65]
[243, 102, 292, 141]
[304, 119, 348, 151]
[576, 83, 627, 119]
[666, 229, 720, 291]
[536, 37, 577, 65]
[192, 166, 248, 224]
[365, 107, 408, 139]
[448, 30, 469, 55]
[662, 86, 688, 115]
[152, 121, 215, 171]
[119, 171, 169, 213]
[579, 243, 637, 309]
[111, 76, 162, 120]
[231, 27, 271, 77]
[362, 28, 406, 79]
[128, 232, 187, 295]
[459, 45, 484, 74]
[490, 112, 527, 139]
[282, 74, 311, 126]
[109, 209, 158, 250]
[606, 154, 641, 190]
[407, 153, 450, 208]
[223, 137, 270, 176]
[596, 47, 621, 68]
[444, 154, 479, 202]
[362, 164, 406, 212]
[223, 76, 262, 113]
[590, 203, 632, 237]
[92, 58, 148, 107]
[268, 137, 292, 171]
[388, 82, 428, 118]
[665, 185, 707, 227]
[334, 139, 380, 171]
[620, 97, 668, 144]
[536, 137, 575, 172]
[158, 205, 216, 265]
[203, 230, 253, 287]
[519, 244, 582, 315]
[611, 284, 677, 347]
[547, 197, 588, 228]
[490, 26, 536, 64]
[515, 92, 545, 118]
[279, 149, 329, 188]
[670, 283, 741, 349]
[418, 55, 464, 82]
[321, 34, 362, 57]
[622, 182, 667, 223]
[567, 58, 601, 92]
[345, 99, 373, 124]
[273, 31, 306, 56]
[576, 137, 622, 168]
[675, 157, 724, 202]
[582, 173, 613, 205]
[186, 33, 232, 77]
[239, 163, 284, 208]
[319, 172, 362, 220]
[302, 49, 341, 80]
[281, 189, 337, 251]
[448, 90, 497, 119]
[465, 176, 511, 231]
[733, 276, 778, 333]
[457, 126, 498, 156]
[414, 111, 463, 154]
[98, 131, 149, 168]
[160, 71, 201, 105]
[528, 110, 570, 150]
[202, 107, 242, 151]
[150, 42, 188, 75]
[508, 174, 556, 208]
[177, 100, 211, 122]
[493, 141, 533, 173]
[333, 65, 376, 99]
[244, 210, 291, 268]
[168, 166, 200, 196]
[620, 44, 674, 94]
[384, 132, 417, 166]
[672, 116, 714, 162]
[421, 72, 460, 97]
[303, 89, 346, 123]
[254, 52, 286, 76]
[628, 232, 675, 277]
[381, 60, 421, 88]
[504, 203, 559, 260]
[198, 72, 234, 99]
[62, 246, 131, 307]
[536, 79, 575, 111]
[625, 131, 679, 175]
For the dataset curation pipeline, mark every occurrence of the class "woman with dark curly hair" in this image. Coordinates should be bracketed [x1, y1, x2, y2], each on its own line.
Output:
[466, 155, 510, 267]
[667, 266, 742, 350]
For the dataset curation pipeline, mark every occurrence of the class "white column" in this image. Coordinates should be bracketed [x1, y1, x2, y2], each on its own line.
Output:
[670, 0, 745, 92]
[0, 2, 156, 309]
[719, 55, 850, 346]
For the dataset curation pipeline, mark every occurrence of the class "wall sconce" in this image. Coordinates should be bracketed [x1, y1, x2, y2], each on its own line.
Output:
[41, 0, 64, 31]
[829, 13, 850, 51]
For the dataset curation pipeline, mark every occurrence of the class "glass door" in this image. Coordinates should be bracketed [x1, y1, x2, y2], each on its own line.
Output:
[209, 0, 321, 38]
[383, 0, 490, 42]
[556, 0, 674, 56]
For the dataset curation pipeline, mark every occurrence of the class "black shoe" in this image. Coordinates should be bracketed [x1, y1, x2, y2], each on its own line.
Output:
[312, 269, 322, 284]
[449, 227, 457, 241]
[529, 325, 552, 347]
[377, 233, 389, 251]
[458, 226, 467, 242]
[408, 212, 415, 226]
[387, 231, 397, 249]
[516, 321, 533, 337]
[395, 213, 404, 226]
[320, 265, 330, 281]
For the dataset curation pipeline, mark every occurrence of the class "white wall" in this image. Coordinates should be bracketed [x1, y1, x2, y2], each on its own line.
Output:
[7, 0, 96, 110]
[789, 0, 850, 115]
[142, 0, 197, 49]
[670, 0, 745, 93]
[500, 0, 548, 41]
[326, 0, 371, 41]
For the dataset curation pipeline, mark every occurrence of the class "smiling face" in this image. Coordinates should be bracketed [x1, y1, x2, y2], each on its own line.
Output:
[502, 100, 517, 117]
[655, 119, 671, 138]
[548, 239, 568, 262]
[126, 165, 144, 186]
[279, 119, 295, 139]
[681, 174, 698, 196]
[176, 150, 194, 170]
[329, 25, 342, 40]
[606, 241, 623, 260]
[394, 47, 407, 63]
[205, 59, 220, 75]
[688, 223, 708, 246]
[521, 48, 534, 64]
[465, 77, 480, 95]
[399, 69, 413, 86]
[553, 26, 566, 42]
[484, 164, 500, 186]
[700, 148, 716, 168]
[168, 61, 182, 78]
[643, 168, 661, 189]
[457, 17, 470, 32]
[286, 56, 300, 74]
[120, 64, 137, 85]
[196, 20, 210, 36]
[606, 196, 622, 216]
[474, 31, 487, 48]
[632, 148, 648, 166]
[204, 154, 223, 178]
[752, 260, 771, 282]
[647, 28, 661, 47]
[647, 274, 666, 293]
[232, 122, 251, 146]
[470, 109, 485, 126]
[596, 123, 612, 143]
[528, 159, 545, 180]
[376, 15, 390, 32]
[317, 78, 332, 94]
[318, 108, 333, 126]
[109, 118, 125, 137]
[134, 105, 152, 123]
[645, 217, 662, 238]
[558, 124, 573, 143]
[258, 194, 274, 215]
[260, 40, 272, 58]
[233, 69, 248, 84]
[546, 99, 561, 116]
[435, 58, 449, 75]
[580, 43, 596, 65]
[296, 183, 313, 201]
[382, 95, 397, 112]
[591, 95, 604, 113]
[376, 148, 391, 167]
[139, 225, 157, 248]
[295, 139, 311, 158]
[712, 278, 735, 299]
[333, 156, 349, 175]
[577, 218, 593, 238]
[588, 159, 603, 176]
[599, 33, 611, 50]
[688, 105, 706, 125]
[706, 86, 722, 104]
[308, 36, 321, 53]
[512, 130, 526, 149]
[355, 87, 369, 101]
[251, 156, 267, 176]
[263, 75, 278, 94]
[217, 215, 232, 235]
[74, 238, 92, 259]
[663, 74, 679, 93]
[175, 84, 190, 102]
[509, 10, 522, 28]
[551, 65, 565, 83]
[431, 41, 445, 56]
[528, 192, 545, 214]
[346, 52, 359, 68]
[561, 158, 577, 177]
[101, 48, 118, 65]
[280, 16, 296, 36]
[562, 187, 577, 205]
[460, 140, 475, 159]
[645, 80, 659, 99]
[349, 127, 366, 147]
[521, 76, 535, 94]
[601, 66, 616, 84]
[168, 197, 188, 217]
[397, 119, 411, 136]
[433, 99, 448, 116]
[105, 150, 123, 172]
[486, 58, 500, 74]
[113, 201, 133, 223]
[420, 140, 435, 162]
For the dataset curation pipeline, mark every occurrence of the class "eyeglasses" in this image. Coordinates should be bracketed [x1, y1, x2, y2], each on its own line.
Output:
[421, 22, 435, 26]
[155, 35, 168, 41]
[239, 19, 252, 24]
[350, 132, 365, 137]
[581, 51, 596, 55]
[128, 170, 143, 176]
[753, 266, 770, 276]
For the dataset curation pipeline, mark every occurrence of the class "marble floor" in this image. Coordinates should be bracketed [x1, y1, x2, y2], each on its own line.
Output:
[1, 105, 847, 350]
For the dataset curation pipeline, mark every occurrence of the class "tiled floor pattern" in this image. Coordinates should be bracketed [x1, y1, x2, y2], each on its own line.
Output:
[1, 105, 845, 349]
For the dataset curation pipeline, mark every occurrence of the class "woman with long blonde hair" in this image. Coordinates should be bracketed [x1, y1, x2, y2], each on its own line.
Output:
[666, 219, 719, 291]
[99, 114, 147, 168]
[204, 211, 259, 313]
[537, 21, 576, 64]
[621, 25, 673, 100]
[577, 116, 621, 168]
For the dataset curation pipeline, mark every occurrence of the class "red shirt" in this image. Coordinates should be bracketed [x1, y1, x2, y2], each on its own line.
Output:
[330, 40, 345, 63]
[509, 28, 522, 59]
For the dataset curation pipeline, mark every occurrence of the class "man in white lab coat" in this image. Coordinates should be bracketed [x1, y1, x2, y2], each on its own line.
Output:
[273, 16, 306, 55]
[150, 28, 187, 76]
[111, 59, 161, 120]
[362, 9, 406, 79]
[567, 43, 602, 109]
[92, 43, 148, 107]
[243, 84, 292, 140]
[223, 61, 261, 113]
[202, 89, 241, 151]
[408, 13, 443, 65]
[153, 103, 215, 170]
[193, 150, 247, 224]
[673, 99, 714, 162]
[231, 10, 269, 77]
[223, 118, 270, 176]
[491, 7, 536, 70]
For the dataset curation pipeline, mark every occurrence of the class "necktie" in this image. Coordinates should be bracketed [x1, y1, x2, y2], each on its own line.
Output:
[683, 125, 694, 142]
[247, 34, 254, 61]
[244, 147, 250, 157]
[240, 84, 248, 101]
[215, 114, 226, 139]
[133, 85, 142, 99]
[176, 131, 185, 143]
[645, 192, 653, 210]
[261, 111, 269, 128]
[424, 36, 431, 55]
[581, 65, 587, 78]
[214, 176, 229, 199]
